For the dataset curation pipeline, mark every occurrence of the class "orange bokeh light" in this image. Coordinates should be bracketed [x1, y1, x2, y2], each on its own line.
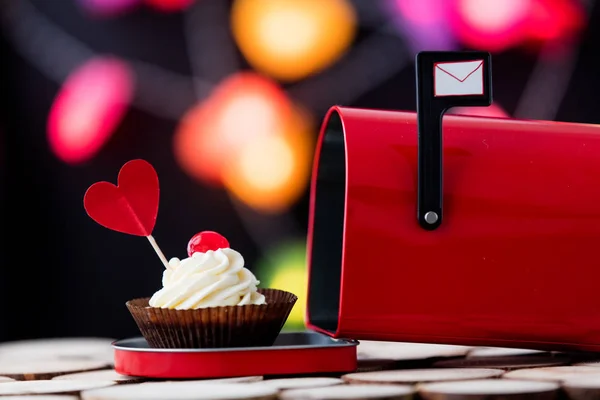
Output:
[231, 0, 357, 81]
[222, 106, 314, 214]
[47, 57, 134, 164]
[174, 73, 295, 185]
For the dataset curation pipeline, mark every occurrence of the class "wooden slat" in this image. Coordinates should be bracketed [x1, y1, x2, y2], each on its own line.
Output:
[343, 368, 504, 384]
[0, 380, 116, 396]
[503, 366, 600, 382]
[52, 369, 144, 383]
[81, 382, 278, 400]
[433, 355, 569, 370]
[0, 338, 114, 364]
[356, 359, 399, 372]
[358, 341, 470, 362]
[467, 347, 546, 358]
[148, 376, 263, 384]
[0, 359, 111, 380]
[562, 376, 600, 400]
[257, 377, 343, 390]
[574, 361, 600, 368]
[418, 379, 559, 400]
[0, 396, 78, 400]
[280, 384, 415, 400]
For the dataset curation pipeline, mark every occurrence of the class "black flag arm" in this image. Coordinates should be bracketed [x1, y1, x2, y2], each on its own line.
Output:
[415, 51, 493, 230]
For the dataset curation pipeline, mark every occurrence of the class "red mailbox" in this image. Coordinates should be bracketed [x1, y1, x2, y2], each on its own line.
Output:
[305, 105, 600, 352]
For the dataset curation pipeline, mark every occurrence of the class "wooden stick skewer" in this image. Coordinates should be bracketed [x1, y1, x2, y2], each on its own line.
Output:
[146, 235, 172, 270]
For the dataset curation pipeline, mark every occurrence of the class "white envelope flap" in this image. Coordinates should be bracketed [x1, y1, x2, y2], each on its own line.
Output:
[436, 60, 483, 82]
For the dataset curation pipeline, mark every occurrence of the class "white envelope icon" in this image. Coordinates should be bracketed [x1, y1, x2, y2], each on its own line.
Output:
[434, 60, 484, 97]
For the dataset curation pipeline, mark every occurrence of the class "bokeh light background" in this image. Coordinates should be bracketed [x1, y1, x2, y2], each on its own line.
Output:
[0, 0, 597, 338]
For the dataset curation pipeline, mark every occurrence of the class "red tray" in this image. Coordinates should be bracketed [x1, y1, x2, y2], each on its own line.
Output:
[113, 332, 358, 379]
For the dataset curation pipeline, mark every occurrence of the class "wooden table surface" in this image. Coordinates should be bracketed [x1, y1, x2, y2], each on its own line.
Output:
[0, 337, 598, 399]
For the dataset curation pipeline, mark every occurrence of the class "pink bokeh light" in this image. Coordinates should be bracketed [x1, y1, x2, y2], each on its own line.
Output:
[47, 57, 134, 164]
[449, 0, 532, 52]
[390, 0, 458, 53]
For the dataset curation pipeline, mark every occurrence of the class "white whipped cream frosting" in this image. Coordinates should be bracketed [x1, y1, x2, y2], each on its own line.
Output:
[148, 248, 266, 310]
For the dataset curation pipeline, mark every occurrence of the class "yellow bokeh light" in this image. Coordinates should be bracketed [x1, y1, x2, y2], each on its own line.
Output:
[269, 266, 308, 330]
[258, 8, 319, 57]
[256, 241, 308, 330]
[222, 105, 313, 214]
[239, 135, 295, 192]
[231, 0, 357, 81]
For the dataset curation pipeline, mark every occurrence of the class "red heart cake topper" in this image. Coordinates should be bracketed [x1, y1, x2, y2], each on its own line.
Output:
[84, 159, 159, 236]
[83, 159, 171, 270]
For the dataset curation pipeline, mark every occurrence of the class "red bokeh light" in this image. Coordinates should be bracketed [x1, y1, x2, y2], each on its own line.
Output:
[144, 0, 194, 12]
[448, 0, 584, 52]
[526, 0, 584, 42]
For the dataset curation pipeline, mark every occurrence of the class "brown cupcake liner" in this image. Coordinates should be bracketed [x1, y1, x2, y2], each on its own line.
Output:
[126, 288, 297, 349]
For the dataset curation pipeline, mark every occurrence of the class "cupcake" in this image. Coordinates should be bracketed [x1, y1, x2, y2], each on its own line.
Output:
[126, 231, 297, 348]
[83, 160, 295, 348]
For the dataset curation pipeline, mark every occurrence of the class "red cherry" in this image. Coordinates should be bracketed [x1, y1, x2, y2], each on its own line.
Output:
[187, 231, 230, 256]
